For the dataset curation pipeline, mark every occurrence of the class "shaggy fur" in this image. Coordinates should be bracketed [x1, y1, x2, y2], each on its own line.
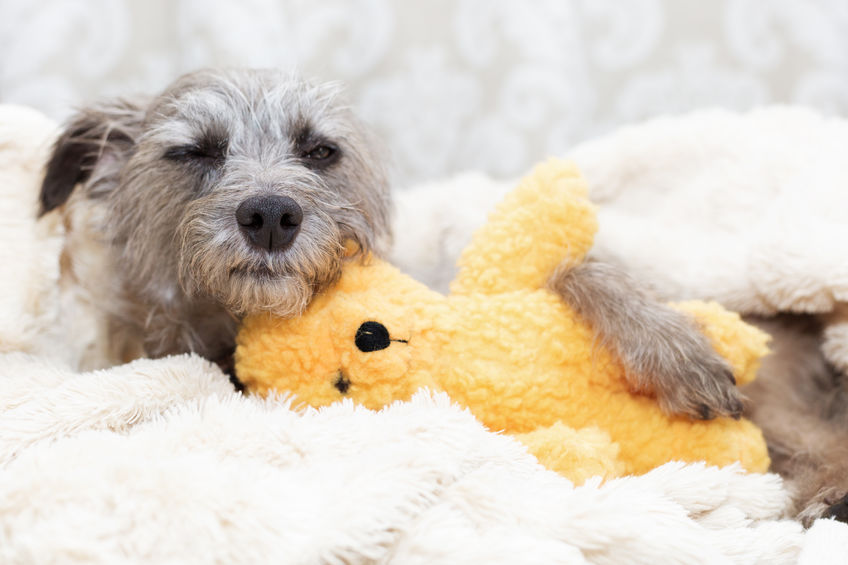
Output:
[40, 68, 391, 363]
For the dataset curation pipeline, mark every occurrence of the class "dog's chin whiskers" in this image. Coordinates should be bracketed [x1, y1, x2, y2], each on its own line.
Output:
[227, 261, 276, 279]
[177, 226, 344, 318]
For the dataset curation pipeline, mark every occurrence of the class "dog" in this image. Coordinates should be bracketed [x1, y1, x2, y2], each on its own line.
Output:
[37, 67, 740, 419]
[38, 68, 392, 368]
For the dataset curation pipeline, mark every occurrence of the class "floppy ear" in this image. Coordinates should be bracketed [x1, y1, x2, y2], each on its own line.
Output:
[39, 98, 146, 216]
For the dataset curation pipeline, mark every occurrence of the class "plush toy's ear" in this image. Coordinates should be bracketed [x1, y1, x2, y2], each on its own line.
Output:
[39, 98, 146, 216]
[452, 159, 598, 296]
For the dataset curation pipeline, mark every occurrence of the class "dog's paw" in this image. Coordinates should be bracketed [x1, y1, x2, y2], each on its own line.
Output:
[628, 331, 743, 421]
[653, 357, 743, 420]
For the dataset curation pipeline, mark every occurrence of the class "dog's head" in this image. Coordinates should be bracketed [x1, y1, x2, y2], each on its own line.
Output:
[40, 68, 391, 317]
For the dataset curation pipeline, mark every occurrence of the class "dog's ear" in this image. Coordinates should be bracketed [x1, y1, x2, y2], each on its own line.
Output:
[39, 98, 146, 216]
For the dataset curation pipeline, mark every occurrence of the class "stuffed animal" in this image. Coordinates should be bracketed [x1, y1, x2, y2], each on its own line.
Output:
[235, 159, 770, 482]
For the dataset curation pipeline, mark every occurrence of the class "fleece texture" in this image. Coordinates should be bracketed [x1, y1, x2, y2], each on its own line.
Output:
[0, 352, 815, 565]
[236, 159, 770, 480]
[0, 106, 63, 358]
[0, 104, 112, 371]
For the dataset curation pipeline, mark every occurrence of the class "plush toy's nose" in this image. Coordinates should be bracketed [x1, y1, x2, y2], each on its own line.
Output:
[355, 321, 391, 352]
[334, 371, 351, 394]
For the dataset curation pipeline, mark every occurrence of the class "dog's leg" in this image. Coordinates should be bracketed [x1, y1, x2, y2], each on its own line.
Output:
[547, 260, 742, 420]
[768, 418, 848, 526]
[744, 314, 848, 525]
[752, 393, 848, 526]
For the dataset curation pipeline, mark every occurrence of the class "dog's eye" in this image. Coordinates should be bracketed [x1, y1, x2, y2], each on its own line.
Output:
[163, 138, 228, 167]
[306, 145, 333, 160]
[301, 144, 339, 168]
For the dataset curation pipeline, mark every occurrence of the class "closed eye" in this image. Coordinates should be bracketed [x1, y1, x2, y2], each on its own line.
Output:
[163, 137, 228, 167]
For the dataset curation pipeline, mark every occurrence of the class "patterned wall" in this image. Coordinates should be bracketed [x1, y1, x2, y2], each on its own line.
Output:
[1, 0, 847, 185]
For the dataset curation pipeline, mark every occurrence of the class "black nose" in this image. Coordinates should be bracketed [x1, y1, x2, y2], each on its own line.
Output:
[236, 195, 303, 251]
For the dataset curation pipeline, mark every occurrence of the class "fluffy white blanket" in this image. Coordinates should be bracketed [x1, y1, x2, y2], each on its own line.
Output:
[2, 104, 846, 563]
[0, 352, 821, 564]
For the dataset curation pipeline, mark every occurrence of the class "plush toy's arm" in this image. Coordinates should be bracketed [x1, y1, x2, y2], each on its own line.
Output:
[451, 159, 598, 295]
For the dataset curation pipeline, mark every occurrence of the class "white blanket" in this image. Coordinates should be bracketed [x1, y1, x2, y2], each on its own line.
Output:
[2, 104, 846, 563]
[576, 106, 848, 317]
[0, 352, 820, 564]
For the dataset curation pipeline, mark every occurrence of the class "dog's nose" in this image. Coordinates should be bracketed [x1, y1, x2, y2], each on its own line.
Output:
[236, 195, 303, 251]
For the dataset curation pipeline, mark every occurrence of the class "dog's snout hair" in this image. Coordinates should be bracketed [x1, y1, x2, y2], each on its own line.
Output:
[39, 68, 392, 362]
[176, 161, 359, 317]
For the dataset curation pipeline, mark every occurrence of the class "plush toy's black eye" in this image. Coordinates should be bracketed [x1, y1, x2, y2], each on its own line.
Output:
[355, 321, 391, 352]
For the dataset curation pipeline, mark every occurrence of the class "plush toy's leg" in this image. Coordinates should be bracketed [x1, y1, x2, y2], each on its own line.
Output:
[513, 423, 624, 484]
[548, 260, 746, 420]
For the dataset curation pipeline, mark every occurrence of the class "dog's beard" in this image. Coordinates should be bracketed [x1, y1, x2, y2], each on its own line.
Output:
[177, 207, 345, 316]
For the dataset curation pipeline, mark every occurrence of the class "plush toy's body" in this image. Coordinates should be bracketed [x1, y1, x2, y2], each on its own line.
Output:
[236, 160, 770, 481]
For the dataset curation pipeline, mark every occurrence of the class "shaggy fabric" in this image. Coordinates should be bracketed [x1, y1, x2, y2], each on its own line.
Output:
[575, 106, 848, 318]
[0, 104, 110, 371]
[0, 105, 63, 359]
[0, 352, 814, 564]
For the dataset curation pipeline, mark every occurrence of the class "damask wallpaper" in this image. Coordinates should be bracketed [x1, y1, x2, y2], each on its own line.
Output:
[1, 0, 846, 184]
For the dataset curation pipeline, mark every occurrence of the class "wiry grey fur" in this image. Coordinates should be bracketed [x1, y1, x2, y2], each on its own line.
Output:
[548, 260, 744, 420]
[40, 68, 390, 362]
[742, 314, 848, 525]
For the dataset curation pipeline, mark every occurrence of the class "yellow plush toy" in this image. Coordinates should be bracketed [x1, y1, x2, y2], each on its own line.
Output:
[235, 159, 770, 483]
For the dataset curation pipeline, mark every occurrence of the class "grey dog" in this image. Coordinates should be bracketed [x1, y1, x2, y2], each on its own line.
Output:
[39, 67, 740, 419]
[40, 68, 391, 368]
